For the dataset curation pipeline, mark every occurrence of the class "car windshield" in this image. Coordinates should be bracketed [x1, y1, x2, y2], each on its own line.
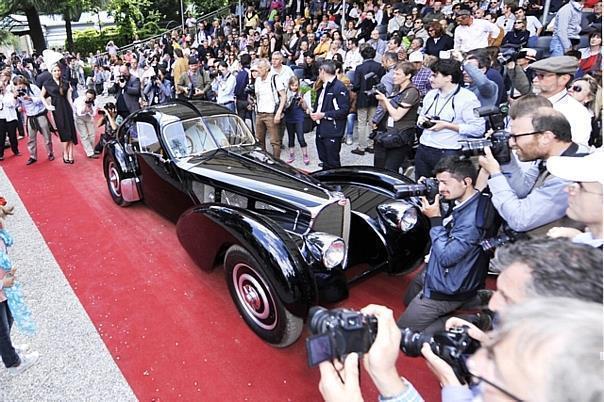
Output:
[162, 114, 255, 158]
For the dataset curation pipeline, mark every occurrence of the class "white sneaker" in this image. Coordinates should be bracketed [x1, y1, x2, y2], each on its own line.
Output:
[7, 351, 39, 376]
[14, 344, 29, 354]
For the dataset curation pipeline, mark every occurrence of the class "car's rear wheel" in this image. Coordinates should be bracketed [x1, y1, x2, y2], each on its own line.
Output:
[224, 245, 303, 347]
[104, 156, 130, 207]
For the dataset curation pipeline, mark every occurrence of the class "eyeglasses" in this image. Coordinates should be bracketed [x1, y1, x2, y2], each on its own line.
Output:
[567, 182, 604, 195]
[509, 130, 543, 141]
[570, 84, 584, 93]
[469, 372, 524, 402]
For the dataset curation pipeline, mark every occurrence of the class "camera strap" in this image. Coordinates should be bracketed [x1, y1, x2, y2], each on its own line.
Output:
[424, 84, 460, 119]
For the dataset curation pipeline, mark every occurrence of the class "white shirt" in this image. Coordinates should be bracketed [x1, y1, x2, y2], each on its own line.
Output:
[524, 15, 543, 37]
[454, 19, 501, 52]
[344, 48, 363, 71]
[255, 72, 285, 113]
[271, 64, 295, 91]
[73, 96, 98, 120]
[0, 92, 17, 122]
[496, 14, 516, 32]
[213, 72, 237, 104]
[548, 90, 592, 148]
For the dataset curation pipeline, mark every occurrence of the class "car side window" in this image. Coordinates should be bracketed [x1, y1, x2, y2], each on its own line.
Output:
[123, 120, 139, 152]
[137, 122, 162, 155]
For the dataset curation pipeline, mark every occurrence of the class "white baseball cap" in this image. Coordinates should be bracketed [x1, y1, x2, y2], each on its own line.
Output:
[547, 151, 604, 184]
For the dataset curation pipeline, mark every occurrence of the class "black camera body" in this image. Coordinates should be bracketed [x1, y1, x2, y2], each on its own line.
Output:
[420, 116, 441, 129]
[459, 130, 511, 164]
[480, 225, 527, 252]
[394, 177, 440, 202]
[245, 83, 255, 96]
[85, 99, 94, 105]
[306, 306, 378, 367]
[401, 326, 480, 385]
[365, 82, 388, 96]
[17, 89, 27, 97]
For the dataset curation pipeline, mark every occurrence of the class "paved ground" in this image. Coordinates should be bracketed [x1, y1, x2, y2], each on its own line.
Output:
[0, 170, 136, 401]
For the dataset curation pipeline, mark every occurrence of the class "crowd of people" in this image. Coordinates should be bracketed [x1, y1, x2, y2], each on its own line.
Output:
[0, 0, 602, 397]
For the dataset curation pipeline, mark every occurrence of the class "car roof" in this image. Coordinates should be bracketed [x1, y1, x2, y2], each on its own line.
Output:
[147, 100, 234, 122]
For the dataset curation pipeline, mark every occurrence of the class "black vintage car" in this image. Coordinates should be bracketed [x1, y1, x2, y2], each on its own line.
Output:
[103, 100, 430, 347]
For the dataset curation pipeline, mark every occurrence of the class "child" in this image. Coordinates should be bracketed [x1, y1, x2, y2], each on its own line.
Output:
[284, 77, 310, 164]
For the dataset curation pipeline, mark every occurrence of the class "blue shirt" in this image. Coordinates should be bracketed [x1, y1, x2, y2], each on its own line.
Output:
[419, 85, 485, 150]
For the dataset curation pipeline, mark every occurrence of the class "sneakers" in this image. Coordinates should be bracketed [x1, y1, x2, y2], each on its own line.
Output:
[365, 146, 374, 154]
[48, 154, 55, 161]
[351, 147, 365, 156]
[14, 344, 29, 354]
[303, 154, 310, 165]
[286, 152, 295, 164]
[345, 137, 353, 145]
[26, 158, 37, 165]
[7, 351, 39, 376]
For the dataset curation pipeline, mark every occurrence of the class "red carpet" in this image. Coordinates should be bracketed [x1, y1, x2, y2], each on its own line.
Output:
[2, 132, 441, 401]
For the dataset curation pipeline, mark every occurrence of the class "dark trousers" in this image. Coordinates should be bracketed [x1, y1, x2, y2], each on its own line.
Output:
[0, 119, 19, 157]
[374, 144, 412, 173]
[414, 144, 462, 180]
[316, 135, 342, 169]
[286, 121, 307, 148]
[0, 301, 19, 368]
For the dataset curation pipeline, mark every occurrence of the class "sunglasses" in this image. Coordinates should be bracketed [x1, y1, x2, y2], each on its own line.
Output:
[570, 84, 584, 92]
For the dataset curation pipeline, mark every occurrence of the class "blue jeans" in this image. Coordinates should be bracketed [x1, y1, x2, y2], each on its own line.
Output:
[346, 112, 357, 140]
[414, 144, 463, 180]
[0, 301, 19, 368]
[286, 121, 307, 148]
[549, 35, 565, 57]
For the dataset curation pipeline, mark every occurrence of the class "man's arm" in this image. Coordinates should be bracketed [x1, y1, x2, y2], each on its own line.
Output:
[323, 85, 350, 121]
[554, 8, 573, 51]
[453, 93, 485, 138]
[125, 77, 141, 97]
[463, 62, 497, 99]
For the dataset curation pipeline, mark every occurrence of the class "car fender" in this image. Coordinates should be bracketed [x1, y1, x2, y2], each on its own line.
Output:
[176, 204, 317, 318]
[104, 141, 136, 179]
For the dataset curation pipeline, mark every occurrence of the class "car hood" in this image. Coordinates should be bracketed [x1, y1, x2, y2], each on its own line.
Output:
[175, 149, 337, 210]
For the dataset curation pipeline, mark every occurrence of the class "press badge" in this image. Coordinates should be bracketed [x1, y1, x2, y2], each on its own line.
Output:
[387, 116, 394, 127]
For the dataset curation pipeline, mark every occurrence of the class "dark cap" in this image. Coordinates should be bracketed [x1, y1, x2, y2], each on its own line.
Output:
[528, 56, 578, 74]
[188, 56, 199, 65]
[456, 9, 472, 16]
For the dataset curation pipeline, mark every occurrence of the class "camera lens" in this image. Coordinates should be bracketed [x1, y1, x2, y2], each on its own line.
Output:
[308, 306, 330, 334]
[400, 328, 433, 357]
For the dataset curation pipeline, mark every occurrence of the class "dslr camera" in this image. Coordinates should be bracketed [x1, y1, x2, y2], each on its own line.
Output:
[394, 177, 440, 202]
[365, 83, 388, 97]
[480, 225, 527, 252]
[458, 105, 511, 164]
[306, 306, 377, 367]
[419, 116, 441, 129]
[401, 326, 480, 385]
[17, 89, 27, 97]
[244, 83, 255, 96]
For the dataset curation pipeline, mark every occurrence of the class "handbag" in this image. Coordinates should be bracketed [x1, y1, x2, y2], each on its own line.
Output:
[374, 127, 416, 149]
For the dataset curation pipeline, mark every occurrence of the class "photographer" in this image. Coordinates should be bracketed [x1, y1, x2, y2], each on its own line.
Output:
[414, 59, 484, 180]
[73, 89, 99, 159]
[397, 156, 489, 333]
[175, 57, 211, 101]
[372, 62, 421, 172]
[14, 77, 55, 165]
[109, 65, 141, 119]
[94, 103, 123, 155]
[143, 67, 172, 106]
[478, 101, 582, 236]
[212, 61, 237, 112]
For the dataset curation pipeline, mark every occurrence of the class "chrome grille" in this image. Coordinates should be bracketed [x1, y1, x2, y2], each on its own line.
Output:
[311, 201, 350, 245]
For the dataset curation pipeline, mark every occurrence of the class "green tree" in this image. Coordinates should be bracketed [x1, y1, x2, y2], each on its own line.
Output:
[108, 0, 150, 43]
[0, 29, 19, 47]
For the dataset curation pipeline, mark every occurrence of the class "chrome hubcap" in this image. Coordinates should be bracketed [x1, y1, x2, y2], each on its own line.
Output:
[108, 162, 121, 196]
[232, 263, 277, 330]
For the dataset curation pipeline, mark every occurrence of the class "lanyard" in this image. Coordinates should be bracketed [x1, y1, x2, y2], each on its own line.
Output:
[425, 85, 460, 118]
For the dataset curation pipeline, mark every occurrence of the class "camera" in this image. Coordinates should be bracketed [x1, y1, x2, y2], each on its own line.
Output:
[480, 225, 526, 252]
[306, 306, 378, 367]
[394, 177, 440, 202]
[244, 83, 255, 96]
[119, 77, 126, 84]
[85, 99, 94, 105]
[458, 105, 512, 164]
[17, 89, 27, 97]
[419, 116, 440, 129]
[497, 46, 519, 65]
[365, 83, 388, 96]
[459, 130, 511, 164]
[400, 326, 480, 385]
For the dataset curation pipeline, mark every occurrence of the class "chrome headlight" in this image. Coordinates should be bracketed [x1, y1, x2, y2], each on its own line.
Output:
[305, 233, 346, 269]
[377, 201, 418, 233]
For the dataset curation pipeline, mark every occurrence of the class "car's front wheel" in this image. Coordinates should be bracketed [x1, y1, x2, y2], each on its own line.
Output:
[224, 245, 303, 347]
[104, 155, 129, 207]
